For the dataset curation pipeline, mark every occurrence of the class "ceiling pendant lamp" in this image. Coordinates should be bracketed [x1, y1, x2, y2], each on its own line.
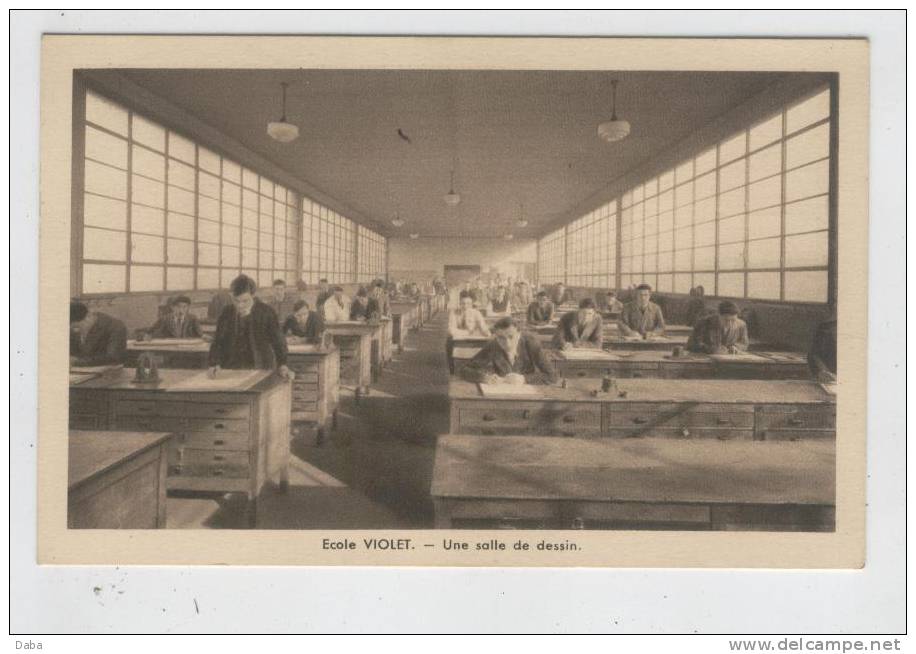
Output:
[391, 213, 405, 228]
[597, 79, 631, 143]
[443, 170, 461, 207]
[267, 82, 300, 143]
[516, 201, 528, 228]
[409, 232, 420, 239]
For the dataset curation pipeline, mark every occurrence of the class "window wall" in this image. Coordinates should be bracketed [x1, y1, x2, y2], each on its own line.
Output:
[357, 225, 387, 282]
[541, 85, 832, 304]
[300, 199, 357, 284]
[80, 89, 299, 294]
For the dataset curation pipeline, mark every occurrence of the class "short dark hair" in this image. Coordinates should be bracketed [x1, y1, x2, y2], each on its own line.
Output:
[230, 274, 257, 297]
[606, 291, 617, 296]
[273, 279, 286, 287]
[356, 287, 368, 297]
[635, 283, 653, 292]
[578, 298, 596, 309]
[492, 317, 518, 331]
[171, 295, 191, 306]
[695, 285, 705, 297]
[718, 300, 740, 316]
[293, 300, 310, 313]
[319, 278, 329, 283]
[333, 285, 344, 292]
[373, 279, 384, 288]
[70, 301, 88, 323]
[556, 281, 565, 286]
[536, 291, 548, 299]
[458, 290, 473, 300]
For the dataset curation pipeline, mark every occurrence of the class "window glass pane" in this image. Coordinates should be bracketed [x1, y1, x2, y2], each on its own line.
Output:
[718, 214, 745, 244]
[198, 147, 220, 174]
[131, 204, 164, 235]
[131, 115, 165, 151]
[717, 272, 744, 297]
[785, 195, 829, 234]
[199, 172, 220, 199]
[748, 176, 782, 212]
[694, 245, 715, 269]
[131, 234, 165, 263]
[785, 160, 828, 202]
[198, 242, 220, 266]
[718, 187, 745, 218]
[168, 158, 196, 190]
[719, 159, 746, 192]
[222, 159, 241, 184]
[717, 242, 745, 270]
[719, 132, 746, 163]
[167, 212, 194, 240]
[86, 92, 129, 135]
[222, 246, 240, 267]
[749, 143, 781, 182]
[747, 236, 781, 268]
[221, 268, 240, 287]
[168, 132, 196, 164]
[197, 267, 220, 289]
[694, 171, 716, 200]
[84, 194, 126, 231]
[656, 273, 672, 292]
[83, 263, 126, 294]
[242, 168, 258, 190]
[695, 148, 716, 175]
[658, 171, 674, 191]
[748, 206, 781, 240]
[130, 265, 164, 291]
[131, 175, 164, 208]
[167, 238, 194, 265]
[85, 160, 127, 200]
[222, 202, 241, 226]
[694, 221, 715, 248]
[784, 270, 827, 302]
[749, 113, 783, 151]
[786, 89, 829, 134]
[168, 187, 195, 215]
[199, 196, 219, 221]
[785, 231, 828, 267]
[747, 272, 781, 299]
[674, 273, 692, 293]
[85, 127, 128, 168]
[786, 123, 829, 170]
[166, 266, 194, 290]
[675, 161, 693, 184]
[83, 227, 126, 261]
[222, 181, 241, 205]
[199, 219, 220, 244]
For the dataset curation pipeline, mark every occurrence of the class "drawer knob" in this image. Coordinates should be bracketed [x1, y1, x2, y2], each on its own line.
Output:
[213, 439, 225, 446]
[633, 417, 648, 425]
[211, 469, 224, 477]
[576, 371, 587, 377]
[213, 455, 225, 462]
[562, 415, 576, 423]
[482, 414, 495, 422]
[561, 431, 576, 437]
[571, 517, 585, 530]
[214, 423, 226, 430]
[481, 428, 495, 436]
[215, 408, 228, 415]
[170, 464, 182, 474]
[681, 428, 691, 438]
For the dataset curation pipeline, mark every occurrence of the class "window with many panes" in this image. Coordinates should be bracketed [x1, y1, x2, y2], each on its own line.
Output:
[300, 198, 358, 284]
[537, 227, 566, 286]
[357, 225, 387, 282]
[80, 89, 299, 294]
[566, 200, 617, 289]
[618, 86, 831, 302]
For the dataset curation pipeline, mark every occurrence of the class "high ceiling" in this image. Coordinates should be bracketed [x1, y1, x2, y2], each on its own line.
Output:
[121, 69, 789, 238]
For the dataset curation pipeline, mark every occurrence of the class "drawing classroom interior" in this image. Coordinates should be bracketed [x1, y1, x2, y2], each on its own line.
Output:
[67, 68, 838, 532]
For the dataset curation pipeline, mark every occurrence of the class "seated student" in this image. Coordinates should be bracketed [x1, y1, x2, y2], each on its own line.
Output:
[207, 289, 233, 323]
[265, 279, 290, 318]
[146, 295, 202, 339]
[808, 316, 838, 383]
[618, 283, 666, 338]
[70, 301, 128, 367]
[469, 282, 487, 309]
[527, 291, 555, 325]
[685, 285, 712, 327]
[603, 291, 624, 313]
[322, 286, 352, 323]
[460, 317, 557, 385]
[550, 282, 575, 306]
[489, 285, 513, 315]
[370, 279, 391, 317]
[687, 301, 749, 354]
[283, 300, 324, 344]
[207, 274, 293, 380]
[350, 287, 380, 321]
[315, 278, 333, 313]
[445, 290, 491, 374]
[552, 298, 603, 350]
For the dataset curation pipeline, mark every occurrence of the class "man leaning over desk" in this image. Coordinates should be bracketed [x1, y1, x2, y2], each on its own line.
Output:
[207, 274, 294, 381]
[618, 283, 666, 339]
[460, 317, 557, 385]
[552, 298, 603, 350]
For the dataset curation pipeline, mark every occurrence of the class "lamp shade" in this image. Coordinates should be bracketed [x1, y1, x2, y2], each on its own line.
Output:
[597, 119, 631, 143]
[391, 217, 405, 227]
[443, 191, 461, 207]
[267, 120, 299, 143]
[409, 233, 420, 239]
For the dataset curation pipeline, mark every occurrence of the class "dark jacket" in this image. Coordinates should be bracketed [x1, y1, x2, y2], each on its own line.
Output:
[460, 333, 557, 384]
[550, 287, 575, 306]
[350, 298, 381, 321]
[208, 299, 287, 369]
[687, 314, 750, 354]
[283, 311, 324, 343]
[148, 313, 203, 339]
[315, 289, 333, 311]
[527, 300, 555, 324]
[70, 312, 128, 366]
[552, 310, 603, 349]
[685, 298, 712, 327]
[207, 291, 233, 322]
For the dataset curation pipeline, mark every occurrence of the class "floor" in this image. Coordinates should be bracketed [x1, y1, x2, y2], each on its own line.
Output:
[167, 311, 450, 529]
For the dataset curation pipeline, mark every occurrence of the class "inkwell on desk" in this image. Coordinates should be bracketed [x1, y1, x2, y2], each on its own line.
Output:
[132, 351, 161, 386]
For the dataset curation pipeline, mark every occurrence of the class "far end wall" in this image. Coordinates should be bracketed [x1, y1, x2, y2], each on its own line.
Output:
[388, 237, 537, 282]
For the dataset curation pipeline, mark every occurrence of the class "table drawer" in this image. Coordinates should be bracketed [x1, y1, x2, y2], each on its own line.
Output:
[604, 427, 754, 441]
[287, 360, 320, 375]
[755, 428, 835, 442]
[756, 405, 836, 431]
[70, 393, 105, 415]
[116, 399, 250, 420]
[114, 415, 250, 434]
[605, 404, 755, 429]
[458, 404, 602, 437]
[168, 448, 249, 479]
[173, 431, 250, 450]
[70, 414, 103, 430]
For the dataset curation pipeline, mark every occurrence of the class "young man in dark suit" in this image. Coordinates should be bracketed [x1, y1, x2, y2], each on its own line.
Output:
[283, 300, 325, 344]
[460, 317, 557, 385]
[70, 301, 128, 366]
[687, 300, 750, 354]
[526, 291, 555, 325]
[552, 298, 603, 350]
[618, 283, 666, 338]
[350, 287, 381, 321]
[207, 274, 294, 380]
[146, 295, 203, 339]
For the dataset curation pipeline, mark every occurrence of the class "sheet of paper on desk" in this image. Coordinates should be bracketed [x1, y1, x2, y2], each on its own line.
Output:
[820, 382, 837, 396]
[70, 364, 123, 374]
[709, 352, 768, 362]
[621, 335, 643, 342]
[130, 338, 207, 347]
[69, 373, 97, 385]
[167, 369, 265, 392]
[478, 383, 542, 397]
[561, 349, 617, 360]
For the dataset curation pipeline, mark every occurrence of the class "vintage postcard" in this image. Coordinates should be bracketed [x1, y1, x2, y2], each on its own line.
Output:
[38, 35, 868, 567]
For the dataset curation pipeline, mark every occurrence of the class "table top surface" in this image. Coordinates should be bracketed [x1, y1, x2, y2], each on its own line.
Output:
[70, 367, 276, 393]
[324, 321, 382, 334]
[448, 378, 835, 404]
[69, 430, 173, 489]
[431, 435, 835, 505]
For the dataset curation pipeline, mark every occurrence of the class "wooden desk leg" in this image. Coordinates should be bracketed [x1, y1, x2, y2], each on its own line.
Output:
[247, 494, 258, 529]
[316, 425, 327, 446]
[279, 464, 289, 494]
[156, 442, 168, 528]
[332, 408, 339, 430]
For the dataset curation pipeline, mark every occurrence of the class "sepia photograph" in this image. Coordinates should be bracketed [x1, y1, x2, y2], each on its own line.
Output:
[35, 32, 869, 569]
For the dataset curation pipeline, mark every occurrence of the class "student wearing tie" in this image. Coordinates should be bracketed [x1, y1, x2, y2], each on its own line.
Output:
[207, 274, 293, 380]
[322, 286, 352, 323]
[283, 300, 325, 345]
[460, 317, 557, 385]
[618, 283, 666, 338]
[446, 290, 491, 374]
[369, 279, 391, 317]
[146, 295, 202, 339]
[603, 290, 624, 313]
[70, 301, 128, 367]
[489, 285, 513, 316]
[526, 291, 555, 325]
[687, 301, 750, 354]
[553, 298, 603, 349]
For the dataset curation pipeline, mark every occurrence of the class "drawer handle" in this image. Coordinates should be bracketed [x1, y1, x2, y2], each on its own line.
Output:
[522, 410, 530, 419]
[576, 371, 587, 378]
[481, 428, 495, 436]
[716, 418, 730, 426]
[633, 372, 643, 378]
[170, 464, 182, 474]
[633, 417, 648, 425]
[561, 431, 576, 437]
[562, 415, 576, 423]
[482, 414, 495, 422]
[213, 423, 226, 430]
[213, 439, 225, 446]
[215, 408, 228, 415]
[211, 469, 224, 477]
[788, 418, 804, 426]
[213, 455, 225, 462]
[681, 428, 691, 438]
